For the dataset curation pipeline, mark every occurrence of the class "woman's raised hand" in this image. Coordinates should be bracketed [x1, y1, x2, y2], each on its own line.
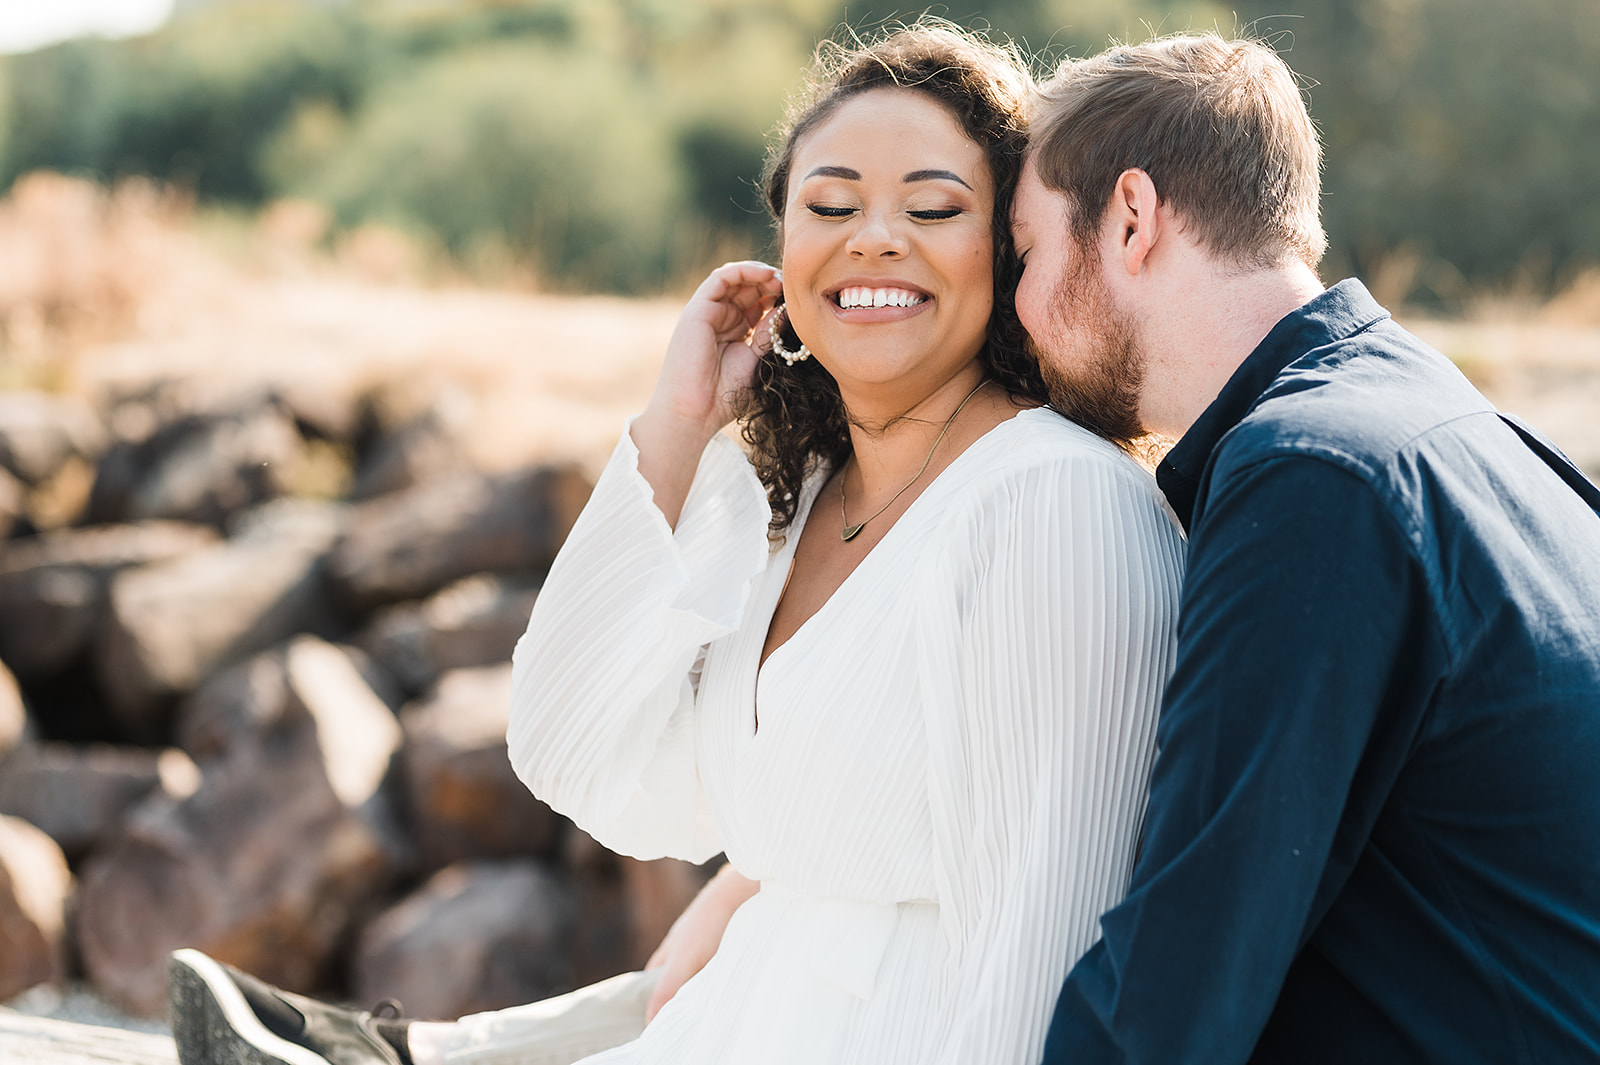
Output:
[650, 261, 783, 436]
[631, 261, 784, 527]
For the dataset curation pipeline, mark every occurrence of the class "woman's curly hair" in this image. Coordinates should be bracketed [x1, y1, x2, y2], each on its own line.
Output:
[736, 20, 1051, 535]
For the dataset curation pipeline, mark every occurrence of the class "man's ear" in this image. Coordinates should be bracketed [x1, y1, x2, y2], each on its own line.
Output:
[1106, 168, 1162, 276]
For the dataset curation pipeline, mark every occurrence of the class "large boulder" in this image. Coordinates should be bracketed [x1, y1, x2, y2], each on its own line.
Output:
[355, 574, 539, 697]
[399, 663, 561, 871]
[0, 521, 219, 680]
[175, 635, 403, 816]
[352, 861, 575, 1020]
[0, 813, 73, 1002]
[85, 394, 303, 527]
[0, 465, 23, 540]
[0, 391, 105, 487]
[556, 830, 712, 984]
[75, 724, 395, 1016]
[619, 857, 716, 971]
[0, 743, 199, 860]
[349, 397, 474, 502]
[0, 658, 24, 756]
[95, 500, 346, 739]
[326, 465, 589, 610]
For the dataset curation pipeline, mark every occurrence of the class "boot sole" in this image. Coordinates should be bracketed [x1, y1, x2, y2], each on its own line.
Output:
[168, 949, 332, 1065]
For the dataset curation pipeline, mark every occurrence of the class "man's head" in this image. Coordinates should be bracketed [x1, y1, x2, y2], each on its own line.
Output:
[1012, 33, 1326, 439]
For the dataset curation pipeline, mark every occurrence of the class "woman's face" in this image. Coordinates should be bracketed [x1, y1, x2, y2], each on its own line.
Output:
[780, 88, 994, 394]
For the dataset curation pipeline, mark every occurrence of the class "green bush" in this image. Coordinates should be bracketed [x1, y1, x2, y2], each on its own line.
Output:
[268, 41, 684, 290]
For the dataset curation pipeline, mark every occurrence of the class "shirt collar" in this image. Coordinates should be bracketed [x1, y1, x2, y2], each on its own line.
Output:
[1155, 278, 1390, 531]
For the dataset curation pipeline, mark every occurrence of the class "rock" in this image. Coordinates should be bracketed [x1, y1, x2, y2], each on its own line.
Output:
[400, 664, 561, 870]
[355, 574, 539, 696]
[95, 501, 346, 739]
[0, 658, 25, 756]
[349, 399, 474, 502]
[352, 861, 575, 1020]
[0, 465, 23, 540]
[0, 814, 73, 1002]
[176, 635, 402, 813]
[556, 829, 713, 982]
[171, 652, 291, 762]
[327, 465, 589, 610]
[85, 396, 303, 527]
[75, 729, 394, 1016]
[275, 378, 364, 448]
[0, 522, 219, 680]
[619, 857, 715, 970]
[336, 642, 406, 713]
[0, 744, 198, 860]
[562, 828, 633, 986]
[0, 392, 105, 487]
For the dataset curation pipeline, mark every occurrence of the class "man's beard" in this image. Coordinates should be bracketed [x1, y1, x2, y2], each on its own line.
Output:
[1031, 256, 1147, 447]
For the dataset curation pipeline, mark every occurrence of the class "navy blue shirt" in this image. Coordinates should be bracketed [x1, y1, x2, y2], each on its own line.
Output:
[1042, 280, 1600, 1064]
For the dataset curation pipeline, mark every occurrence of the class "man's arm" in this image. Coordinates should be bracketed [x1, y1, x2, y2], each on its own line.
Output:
[1043, 454, 1438, 1063]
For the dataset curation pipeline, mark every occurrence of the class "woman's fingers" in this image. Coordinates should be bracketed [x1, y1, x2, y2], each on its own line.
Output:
[694, 261, 783, 334]
[695, 260, 782, 299]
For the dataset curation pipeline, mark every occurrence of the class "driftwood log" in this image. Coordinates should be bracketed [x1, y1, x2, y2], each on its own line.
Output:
[0, 1011, 177, 1065]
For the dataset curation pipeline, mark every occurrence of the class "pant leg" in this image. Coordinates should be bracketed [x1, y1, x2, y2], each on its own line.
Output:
[431, 970, 657, 1065]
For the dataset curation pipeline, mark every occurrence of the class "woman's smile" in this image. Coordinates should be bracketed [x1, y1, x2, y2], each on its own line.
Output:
[826, 278, 933, 321]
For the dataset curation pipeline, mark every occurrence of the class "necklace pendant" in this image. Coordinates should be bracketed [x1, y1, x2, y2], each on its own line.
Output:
[841, 522, 866, 542]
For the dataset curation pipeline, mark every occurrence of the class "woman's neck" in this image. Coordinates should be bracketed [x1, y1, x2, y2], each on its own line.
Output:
[838, 360, 990, 507]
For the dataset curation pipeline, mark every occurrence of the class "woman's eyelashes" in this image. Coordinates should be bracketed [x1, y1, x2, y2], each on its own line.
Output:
[802, 203, 965, 221]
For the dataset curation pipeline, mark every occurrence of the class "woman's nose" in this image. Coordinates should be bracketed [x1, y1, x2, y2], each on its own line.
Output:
[846, 212, 908, 259]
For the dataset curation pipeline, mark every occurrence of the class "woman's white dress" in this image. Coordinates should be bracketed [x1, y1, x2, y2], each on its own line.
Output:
[508, 408, 1185, 1065]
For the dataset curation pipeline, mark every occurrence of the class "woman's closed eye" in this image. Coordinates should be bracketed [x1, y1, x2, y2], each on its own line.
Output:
[804, 204, 965, 221]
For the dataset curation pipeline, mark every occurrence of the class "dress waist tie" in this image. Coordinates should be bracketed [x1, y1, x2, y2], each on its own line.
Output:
[757, 880, 935, 1001]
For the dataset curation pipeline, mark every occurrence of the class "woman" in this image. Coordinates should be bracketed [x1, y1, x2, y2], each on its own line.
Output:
[168, 22, 1184, 1065]
[501, 20, 1183, 1064]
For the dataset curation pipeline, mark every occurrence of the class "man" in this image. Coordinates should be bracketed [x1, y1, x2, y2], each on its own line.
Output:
[1012, 33, 1600, 1064]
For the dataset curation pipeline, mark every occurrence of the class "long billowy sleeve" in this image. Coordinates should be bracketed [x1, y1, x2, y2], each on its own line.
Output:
[917, 439, 1186, 1065]
[507, 424, 772, 863]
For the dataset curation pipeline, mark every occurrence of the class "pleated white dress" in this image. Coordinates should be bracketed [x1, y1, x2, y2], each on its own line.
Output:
[508, 407, 1185, 1065]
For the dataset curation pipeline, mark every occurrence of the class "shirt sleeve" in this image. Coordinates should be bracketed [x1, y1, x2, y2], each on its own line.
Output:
[1043, 454, 1434, 1064]
[916, 446, 1187, 1065]
[506, 423, 772, 863]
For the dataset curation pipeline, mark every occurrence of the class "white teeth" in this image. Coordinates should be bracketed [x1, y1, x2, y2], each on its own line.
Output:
[836, 287, 926, 309]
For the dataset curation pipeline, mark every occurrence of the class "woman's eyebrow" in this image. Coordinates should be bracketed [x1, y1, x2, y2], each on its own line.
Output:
[903, 169, 973, 189]
[799, 165, 974, 190]
[802, 165, 861, 181]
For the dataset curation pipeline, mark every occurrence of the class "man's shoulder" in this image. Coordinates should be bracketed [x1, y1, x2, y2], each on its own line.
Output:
[1218, 317, 1496, 482]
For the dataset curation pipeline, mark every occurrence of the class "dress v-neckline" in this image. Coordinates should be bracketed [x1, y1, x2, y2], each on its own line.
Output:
[751, 410, 1040, 734]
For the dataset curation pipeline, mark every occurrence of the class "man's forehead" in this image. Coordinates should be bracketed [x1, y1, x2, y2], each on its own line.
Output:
[1011, 163, 1065, 232]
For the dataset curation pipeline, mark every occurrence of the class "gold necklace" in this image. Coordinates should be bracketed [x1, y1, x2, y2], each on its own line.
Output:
[839, 378, 989, 542]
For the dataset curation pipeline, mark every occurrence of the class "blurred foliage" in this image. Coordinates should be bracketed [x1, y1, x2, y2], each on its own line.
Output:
[0, 0, 1595, 301]
[1236, 0, 1600, 303]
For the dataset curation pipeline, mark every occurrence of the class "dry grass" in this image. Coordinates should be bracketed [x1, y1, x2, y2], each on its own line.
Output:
[0, 173, 681, 479]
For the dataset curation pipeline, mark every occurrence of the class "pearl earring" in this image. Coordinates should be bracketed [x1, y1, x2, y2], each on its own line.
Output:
[769, 308, 811, 365]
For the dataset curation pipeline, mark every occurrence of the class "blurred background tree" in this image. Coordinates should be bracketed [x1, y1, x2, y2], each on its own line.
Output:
[0, 0, 1594, 302]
